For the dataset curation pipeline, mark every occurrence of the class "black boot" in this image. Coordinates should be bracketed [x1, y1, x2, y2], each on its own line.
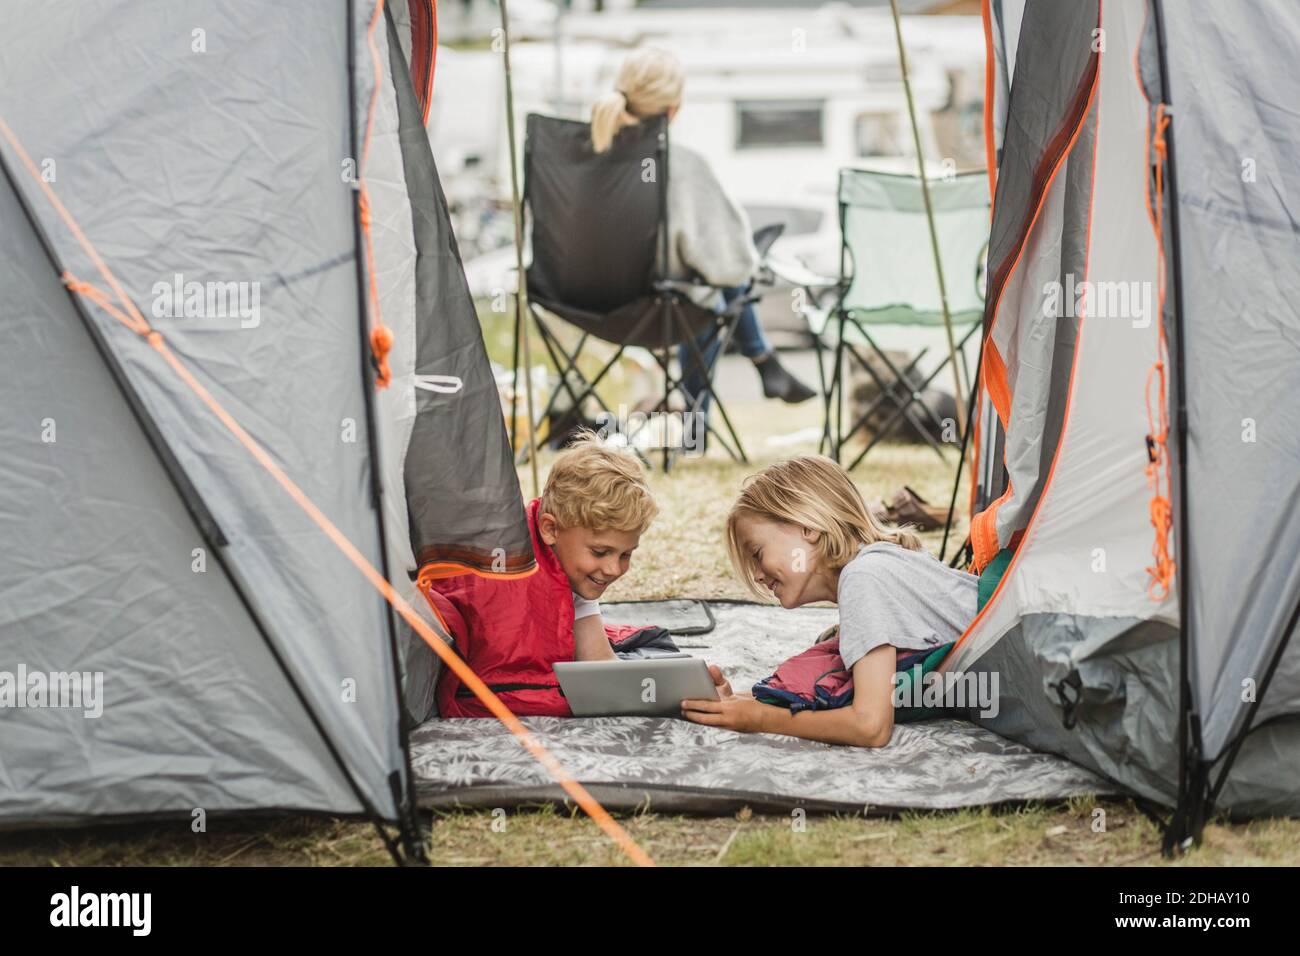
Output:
[755, 352, 816, 404]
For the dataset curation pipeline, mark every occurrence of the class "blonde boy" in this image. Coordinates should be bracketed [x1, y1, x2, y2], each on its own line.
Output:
[536, 434, 659, 660]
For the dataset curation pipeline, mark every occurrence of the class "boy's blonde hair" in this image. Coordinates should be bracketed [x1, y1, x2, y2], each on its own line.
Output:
[725, 455, 922, 599]
[590, 48, 686, 154]
[540, 432, 659, 533]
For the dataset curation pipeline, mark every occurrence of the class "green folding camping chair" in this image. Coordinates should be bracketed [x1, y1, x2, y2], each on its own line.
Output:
[823, 168, 990, 469]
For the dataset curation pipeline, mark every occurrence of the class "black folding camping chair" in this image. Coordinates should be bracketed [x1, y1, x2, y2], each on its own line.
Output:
[825, 168, 990, 470]
[513, 112, 757, 470]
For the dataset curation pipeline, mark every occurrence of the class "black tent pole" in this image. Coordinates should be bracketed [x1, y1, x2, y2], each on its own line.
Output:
[1151, 0, 1202, 856]
[349, 0, 431, 865]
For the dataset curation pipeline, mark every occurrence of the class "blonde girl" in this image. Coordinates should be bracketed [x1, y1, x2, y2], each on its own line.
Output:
[681, 455, 977, 747]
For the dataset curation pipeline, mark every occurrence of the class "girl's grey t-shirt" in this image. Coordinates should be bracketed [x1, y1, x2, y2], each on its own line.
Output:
[836, 542, 978, 669]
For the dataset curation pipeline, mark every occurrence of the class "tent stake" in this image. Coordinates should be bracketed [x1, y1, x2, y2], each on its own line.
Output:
[889, 0, 967, 441]
[500, 0, 540, 497]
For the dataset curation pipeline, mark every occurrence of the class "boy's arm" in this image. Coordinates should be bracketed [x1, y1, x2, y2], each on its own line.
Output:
[683, 645, 897, 748]
[573, 612, 618, 661]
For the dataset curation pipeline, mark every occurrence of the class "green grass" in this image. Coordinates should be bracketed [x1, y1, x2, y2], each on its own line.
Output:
[5, 799, 1297, 867]
[2, 355, 1296, 867]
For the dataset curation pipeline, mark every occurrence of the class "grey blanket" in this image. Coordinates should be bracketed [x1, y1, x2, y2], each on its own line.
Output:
[410, 600, 1117, 814]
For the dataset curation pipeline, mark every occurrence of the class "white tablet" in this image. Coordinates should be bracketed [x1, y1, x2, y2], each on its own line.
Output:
[553, 657, 721, 717]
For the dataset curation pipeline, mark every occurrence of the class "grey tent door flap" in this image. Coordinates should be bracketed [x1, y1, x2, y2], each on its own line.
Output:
[0, 171, 365, 827]
[0, 0, 410, 822]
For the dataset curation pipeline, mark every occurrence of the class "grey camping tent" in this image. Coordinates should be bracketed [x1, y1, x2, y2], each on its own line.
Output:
[0, 0, 530, 862]
[948, 0, 1300, 850]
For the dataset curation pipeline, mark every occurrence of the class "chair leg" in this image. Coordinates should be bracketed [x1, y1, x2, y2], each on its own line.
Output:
[535, 324, 596, 428]
[648, 345, 742, 467]
[861, 320, 982, 459]
[839, 341, 930, 446]
[835, 316, 975, 470]
[533, 324, 623, 434]
[833, 309, 848, 462]
[851, 326, 949, 441]
[838, 342, 939, 465]
[649, 318, 741, 467]
[661, 298, 672, 472]
[668, 301, 748, 466]
[517, 305, 660, 464]
[810, 322, 833, 457]
[844, 349, 948, 470]
[514, 320, 582, 464]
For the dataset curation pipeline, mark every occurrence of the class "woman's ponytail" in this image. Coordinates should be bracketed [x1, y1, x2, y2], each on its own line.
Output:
[589, 48, 685, 154]
[590, 90, 633, 154]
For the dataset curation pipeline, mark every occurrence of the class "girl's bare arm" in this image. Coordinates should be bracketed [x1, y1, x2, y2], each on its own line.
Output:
[682, 645, 897, 747]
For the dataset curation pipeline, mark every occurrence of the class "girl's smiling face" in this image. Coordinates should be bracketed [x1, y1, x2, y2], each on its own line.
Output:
[733, 514, 837, 608]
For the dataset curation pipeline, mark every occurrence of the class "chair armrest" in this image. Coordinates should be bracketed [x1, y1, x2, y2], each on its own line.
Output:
[766, 255, 842, 292]
[651, 278, 709, 297]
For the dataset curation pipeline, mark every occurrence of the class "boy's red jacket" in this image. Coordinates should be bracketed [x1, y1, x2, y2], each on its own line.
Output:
[422, 498, 575, 717]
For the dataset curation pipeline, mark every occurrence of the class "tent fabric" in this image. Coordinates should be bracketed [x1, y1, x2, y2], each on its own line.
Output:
[367, 7, 424, 602]
[0, 176, 364, 827]
[0, 0, 532, 842]
[372, 3, 472, 729]
[0, 0, 408, 824]
[969, 0, 1099, 570]
[396, 22, 532, 578]
[1158, 1, 1300, 761]
[951, 0, 1180, 789]
[956, 0, 1300, 824]
[958, 0, 1174, 656]
[412, 601, 1113, 813]
[383, 0, 437, 126]
[985, 0, 1025, 169]
[971, 0, 1021, 515]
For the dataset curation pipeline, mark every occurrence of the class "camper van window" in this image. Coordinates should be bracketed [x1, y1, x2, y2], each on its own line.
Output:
[855, 112, 910, 159]
[736, 100, 824, 149]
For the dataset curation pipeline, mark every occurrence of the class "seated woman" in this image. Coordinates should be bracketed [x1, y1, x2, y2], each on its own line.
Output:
[681, 455, 978, 747]
[588, 48, 816, 411]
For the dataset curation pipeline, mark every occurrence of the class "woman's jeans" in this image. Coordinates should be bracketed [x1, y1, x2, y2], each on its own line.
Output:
[677, 285, 770, 414]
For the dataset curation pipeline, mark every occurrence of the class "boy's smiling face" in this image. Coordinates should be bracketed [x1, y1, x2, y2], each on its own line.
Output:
[538, 512, 642, 601]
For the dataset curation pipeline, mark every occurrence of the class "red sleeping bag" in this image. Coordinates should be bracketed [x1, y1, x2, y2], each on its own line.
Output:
[421, 498, 574, 717]
[420, 498, 675, 718]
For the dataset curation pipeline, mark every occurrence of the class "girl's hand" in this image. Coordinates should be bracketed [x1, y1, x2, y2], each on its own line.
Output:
[681, 696, 769, 733]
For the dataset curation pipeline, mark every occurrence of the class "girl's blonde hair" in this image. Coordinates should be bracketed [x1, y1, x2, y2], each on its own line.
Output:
[725, 455, 922, 599]
[590, 48, 685, 154]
